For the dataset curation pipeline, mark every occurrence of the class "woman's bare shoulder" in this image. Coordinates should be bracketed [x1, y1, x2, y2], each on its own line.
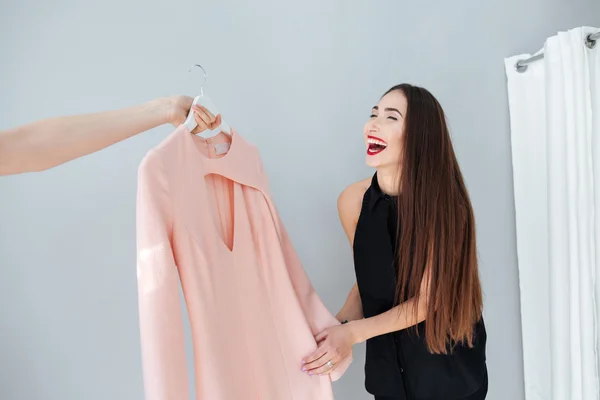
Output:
[339, 178, 371, 204]
[337, 177, 372, 243]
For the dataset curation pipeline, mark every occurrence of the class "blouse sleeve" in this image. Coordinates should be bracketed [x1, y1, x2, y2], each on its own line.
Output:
[256, 156, 353, 381]
[136, 151, 189, 399]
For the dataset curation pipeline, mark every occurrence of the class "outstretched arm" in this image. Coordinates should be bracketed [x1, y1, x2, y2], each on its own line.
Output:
[0, 96, 219, 176]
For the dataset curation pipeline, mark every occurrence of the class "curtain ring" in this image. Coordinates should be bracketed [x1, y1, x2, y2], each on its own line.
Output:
[514, 60, 528, 73]
[585, 33, 597, 49]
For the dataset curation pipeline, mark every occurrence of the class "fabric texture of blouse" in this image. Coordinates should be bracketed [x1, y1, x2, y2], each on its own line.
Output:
[135, 125, 351, 400]
[353, 173, 487, 400]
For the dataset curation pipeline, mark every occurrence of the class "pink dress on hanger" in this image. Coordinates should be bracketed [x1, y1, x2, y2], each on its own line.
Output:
[135, 125, 352, 400]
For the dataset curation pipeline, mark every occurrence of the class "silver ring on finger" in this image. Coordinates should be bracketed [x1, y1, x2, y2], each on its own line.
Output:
[326, 360, 334, 369]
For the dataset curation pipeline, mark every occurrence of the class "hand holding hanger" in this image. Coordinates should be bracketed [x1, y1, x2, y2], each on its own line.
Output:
[166, 95, 221, 133]
[184, 64, 231, 138]
[187, 104, 222, 134]
[0, 95, 215, 176]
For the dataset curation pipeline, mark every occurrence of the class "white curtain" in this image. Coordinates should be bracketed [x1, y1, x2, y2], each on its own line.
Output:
[505, 26, 600, 400]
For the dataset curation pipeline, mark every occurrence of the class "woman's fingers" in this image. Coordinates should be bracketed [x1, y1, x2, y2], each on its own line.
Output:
[191, 106, 212, 133]
[192, 113, 209, 132]
[309, 358, 338, 376]
[207, 114, 221, 130]
[194, 106, 218, 123]
[302, 345, 330, 373]
[193, 106, 212, 124]
[303, 349, 339, 376]
[315, 330, 329, 343]
[191, 106, 222, 132]
[212, 114, 222, 129]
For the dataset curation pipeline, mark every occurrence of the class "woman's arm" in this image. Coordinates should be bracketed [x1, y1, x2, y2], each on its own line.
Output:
[0, 96, 219, 176]
[303, 267, 432, 376]
[334, 181, 369, 323]
[349, 299, 423, 344]
[347, 267, 432, 343]
[335, 283, 363, 323]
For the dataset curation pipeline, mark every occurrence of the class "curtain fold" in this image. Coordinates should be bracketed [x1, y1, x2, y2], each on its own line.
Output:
[505, 26, 600, 400]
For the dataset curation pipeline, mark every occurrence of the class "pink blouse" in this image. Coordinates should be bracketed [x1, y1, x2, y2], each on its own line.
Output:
[136, 125, 352, 399]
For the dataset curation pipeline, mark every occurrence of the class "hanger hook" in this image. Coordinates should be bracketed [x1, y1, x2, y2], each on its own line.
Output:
[188, 64, 207, 95]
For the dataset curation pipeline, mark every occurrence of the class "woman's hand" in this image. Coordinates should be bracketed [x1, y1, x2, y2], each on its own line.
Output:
[0, 95, 224, 176]
[301, 324, 356, 376]
[163, 95, 222, 133]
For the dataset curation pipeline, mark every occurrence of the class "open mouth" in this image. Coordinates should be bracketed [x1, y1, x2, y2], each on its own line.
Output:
[367, 136, 388, 156]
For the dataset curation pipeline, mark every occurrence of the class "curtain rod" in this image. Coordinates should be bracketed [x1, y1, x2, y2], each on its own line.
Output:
[515, 31, 599, 72]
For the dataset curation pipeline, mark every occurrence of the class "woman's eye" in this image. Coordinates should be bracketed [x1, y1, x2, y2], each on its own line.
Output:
[370, 114, 377, 118]
[388, 116, 398, 121]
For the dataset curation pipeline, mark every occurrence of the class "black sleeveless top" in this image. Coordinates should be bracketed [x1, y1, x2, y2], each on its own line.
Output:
[353, 173, 488, 399]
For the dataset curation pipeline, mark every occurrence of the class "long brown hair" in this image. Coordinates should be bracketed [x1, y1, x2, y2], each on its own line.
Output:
[388, 84, 483, 354]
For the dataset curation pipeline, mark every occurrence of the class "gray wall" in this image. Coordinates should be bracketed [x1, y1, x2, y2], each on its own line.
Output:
[1, 1, 598, 399]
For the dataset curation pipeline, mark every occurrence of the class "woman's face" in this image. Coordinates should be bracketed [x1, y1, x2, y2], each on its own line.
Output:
[363, 89, 407, 169]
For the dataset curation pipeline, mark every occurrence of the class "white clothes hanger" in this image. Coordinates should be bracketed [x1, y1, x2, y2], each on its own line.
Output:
[184, 64, 231, 138]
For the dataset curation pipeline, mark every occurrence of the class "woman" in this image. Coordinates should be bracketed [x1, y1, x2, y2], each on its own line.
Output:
[302, 84, 488, 400]
[0, 95, 220, 176]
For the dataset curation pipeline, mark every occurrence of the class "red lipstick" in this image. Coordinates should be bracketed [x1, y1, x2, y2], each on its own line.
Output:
[367, 135, 388, 156]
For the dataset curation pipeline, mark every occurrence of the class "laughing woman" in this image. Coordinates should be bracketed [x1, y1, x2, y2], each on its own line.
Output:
[302, 84, 488, 400]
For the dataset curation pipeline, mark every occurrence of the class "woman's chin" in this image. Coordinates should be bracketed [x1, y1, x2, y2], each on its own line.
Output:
[366, 156, 397, 170]
[365, 156, 380, 168]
